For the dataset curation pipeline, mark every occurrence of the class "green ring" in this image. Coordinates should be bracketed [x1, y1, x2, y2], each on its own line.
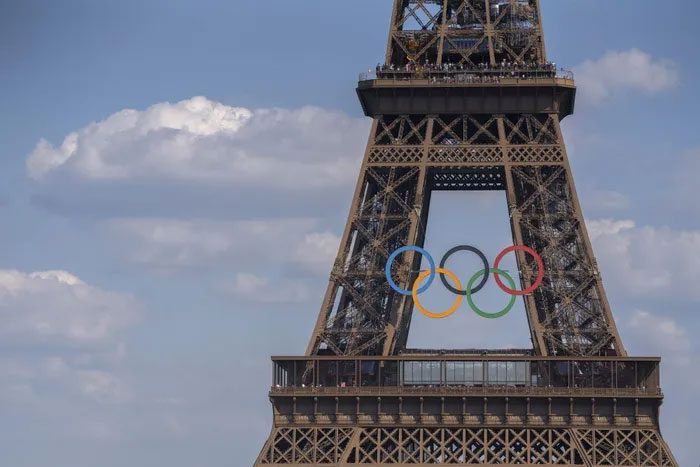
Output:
[466, 268, 517, 319]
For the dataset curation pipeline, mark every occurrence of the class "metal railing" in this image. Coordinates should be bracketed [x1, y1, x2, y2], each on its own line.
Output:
[271, 356, 660, 395]
[271, 385, 661, 398]
[359, 65, 574, 84]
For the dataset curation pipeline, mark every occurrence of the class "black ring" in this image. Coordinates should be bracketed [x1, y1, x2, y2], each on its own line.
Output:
[439, 245, 490, 295]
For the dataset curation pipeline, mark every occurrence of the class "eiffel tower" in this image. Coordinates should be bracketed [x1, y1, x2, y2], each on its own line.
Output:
[254, 1, 677, 465]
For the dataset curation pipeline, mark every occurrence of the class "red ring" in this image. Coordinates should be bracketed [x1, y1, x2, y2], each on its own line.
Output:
[492, 245, 544, 296]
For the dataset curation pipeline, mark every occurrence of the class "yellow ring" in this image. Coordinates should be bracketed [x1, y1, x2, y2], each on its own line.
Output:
[412, 267, 463, 319]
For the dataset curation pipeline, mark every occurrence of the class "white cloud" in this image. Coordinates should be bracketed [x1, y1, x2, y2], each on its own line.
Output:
[27, 98, 252, 180]
[27, 133, 80, 180]
[586, 218, 635, 240]
[584, 189, 630, 212]
[0, 269, 139, 344]
[41, 356, 131, 404]
[108, 218, 268, 269]
[26, 96, 368, 189]
[575, 49, 678, 104]
[624, 310, 691, 364]
[77, 369, 130, 403]
[229, 273, 310, 304]
[0, 268, 140, 435]
[107, 217, 337, 273]
[587, 219, 700, 300]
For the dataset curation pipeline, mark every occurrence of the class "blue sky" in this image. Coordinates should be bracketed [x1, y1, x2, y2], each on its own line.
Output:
[0, 1, 699, 466]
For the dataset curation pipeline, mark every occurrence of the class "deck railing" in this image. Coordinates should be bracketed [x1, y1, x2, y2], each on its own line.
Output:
[359, 66, 574, 84]
[271, 356, 660, 396]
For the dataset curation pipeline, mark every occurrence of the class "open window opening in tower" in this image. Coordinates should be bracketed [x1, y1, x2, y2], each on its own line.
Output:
[404, 188, 532, 352]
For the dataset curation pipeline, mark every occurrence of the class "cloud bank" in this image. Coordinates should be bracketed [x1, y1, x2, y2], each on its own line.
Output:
[27, 96, 368, 186]
[575, 49, 678, 104]
[587, 218, 700, 302]
[0, 269, 139, 345]
[0, 269, 139, 413]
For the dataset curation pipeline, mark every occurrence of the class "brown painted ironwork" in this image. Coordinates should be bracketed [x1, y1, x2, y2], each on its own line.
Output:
[255, 1, 677, 465]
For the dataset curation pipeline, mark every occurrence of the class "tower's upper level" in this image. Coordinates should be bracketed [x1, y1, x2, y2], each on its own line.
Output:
[357, 0, 576, 118]
[386, 0, 546, 69]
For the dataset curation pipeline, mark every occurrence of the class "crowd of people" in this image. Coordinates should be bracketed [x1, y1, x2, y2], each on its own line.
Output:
[362, 60, 572, 83]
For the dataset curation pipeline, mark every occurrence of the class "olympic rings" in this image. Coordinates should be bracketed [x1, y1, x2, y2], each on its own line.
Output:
[493, 245, 544, 296]
[412, 268, 463, 319]
[439, 245, 490, 295]
[385, 245, 436, 296]
[466, 268, 517, 319]
[384, 243, 545, 319]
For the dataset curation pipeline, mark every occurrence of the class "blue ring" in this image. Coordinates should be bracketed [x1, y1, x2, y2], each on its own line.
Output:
[385, 246, 436, 296]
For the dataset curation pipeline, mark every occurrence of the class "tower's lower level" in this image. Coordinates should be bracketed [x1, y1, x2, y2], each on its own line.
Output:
[255, 355, 677, 466]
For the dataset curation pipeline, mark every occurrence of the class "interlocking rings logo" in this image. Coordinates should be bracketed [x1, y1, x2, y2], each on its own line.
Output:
[385, 245, 544, 320]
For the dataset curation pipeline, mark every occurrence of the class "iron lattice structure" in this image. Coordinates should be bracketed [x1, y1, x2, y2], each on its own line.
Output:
[259, 427, 674, 466]
[255, 1, 677, 465]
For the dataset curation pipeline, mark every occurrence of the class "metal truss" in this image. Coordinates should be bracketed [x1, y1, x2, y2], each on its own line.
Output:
[386, 0, 546, 68]
[306, 161, 426, 356]
[510, 165, 622, 356]
[257, 426, 676, 466]
[306, 112, 625, 357]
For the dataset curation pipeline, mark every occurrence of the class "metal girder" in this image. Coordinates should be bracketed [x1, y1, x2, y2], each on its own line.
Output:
[256, 426, 676, 466]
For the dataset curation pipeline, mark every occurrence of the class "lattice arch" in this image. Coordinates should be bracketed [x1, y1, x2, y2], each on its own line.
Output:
[258, 427, 676, 465]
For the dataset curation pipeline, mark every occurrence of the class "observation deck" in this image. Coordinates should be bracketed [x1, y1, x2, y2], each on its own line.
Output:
[357, 65, 576, 119]
[267, 355, 663, 430]
[271, 355, 661, 398]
